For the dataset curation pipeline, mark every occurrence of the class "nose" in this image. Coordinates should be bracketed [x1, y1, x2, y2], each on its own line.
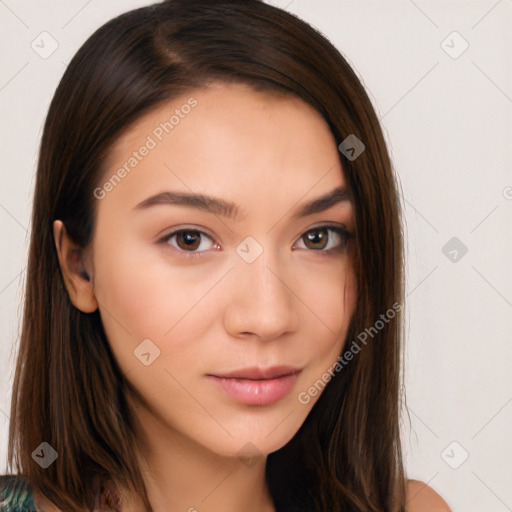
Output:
[223, 248, 300, 341]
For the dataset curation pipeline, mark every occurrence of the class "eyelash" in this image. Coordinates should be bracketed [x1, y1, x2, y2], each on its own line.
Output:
[158, 224, 353, 258]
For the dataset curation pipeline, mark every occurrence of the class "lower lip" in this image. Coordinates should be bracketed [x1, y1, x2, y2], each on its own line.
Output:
[207, 372, 301, 406]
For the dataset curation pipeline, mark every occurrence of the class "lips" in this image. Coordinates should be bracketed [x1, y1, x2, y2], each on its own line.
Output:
[209, 365, 301, 380]
[206, 366, 302, 406]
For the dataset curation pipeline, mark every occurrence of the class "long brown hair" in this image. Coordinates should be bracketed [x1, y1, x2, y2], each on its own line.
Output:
[7, 0, 407, 510]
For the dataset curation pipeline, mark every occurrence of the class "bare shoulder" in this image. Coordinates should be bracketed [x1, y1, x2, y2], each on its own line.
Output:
[32, 488, 63, 512]
[406, 479, 452, 512]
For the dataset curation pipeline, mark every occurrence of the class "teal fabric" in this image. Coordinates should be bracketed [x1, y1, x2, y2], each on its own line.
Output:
[0, 475, 37, 512]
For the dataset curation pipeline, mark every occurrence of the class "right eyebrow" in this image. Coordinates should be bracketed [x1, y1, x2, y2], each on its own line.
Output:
[132, 190, 247, 222]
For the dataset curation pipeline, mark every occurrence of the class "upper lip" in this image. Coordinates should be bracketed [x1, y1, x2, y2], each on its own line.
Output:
[209, 365, 301, 380]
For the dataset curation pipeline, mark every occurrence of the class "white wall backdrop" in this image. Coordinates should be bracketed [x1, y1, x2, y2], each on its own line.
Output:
[1, 1, 511, 511]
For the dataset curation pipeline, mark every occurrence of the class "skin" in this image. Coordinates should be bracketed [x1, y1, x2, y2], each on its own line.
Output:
[50, 82, 451, 512]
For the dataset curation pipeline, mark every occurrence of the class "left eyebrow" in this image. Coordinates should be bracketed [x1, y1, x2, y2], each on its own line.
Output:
[292, 186, 351, 218]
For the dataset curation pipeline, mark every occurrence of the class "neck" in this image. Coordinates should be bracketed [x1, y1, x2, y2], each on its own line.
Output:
[118, 391, 276, 512]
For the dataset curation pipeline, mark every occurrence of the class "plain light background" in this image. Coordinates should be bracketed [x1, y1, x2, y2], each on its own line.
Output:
[1, 1, 511, 511]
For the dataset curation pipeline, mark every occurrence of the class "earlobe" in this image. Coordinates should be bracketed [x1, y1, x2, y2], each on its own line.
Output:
[52, 220, 98, 313]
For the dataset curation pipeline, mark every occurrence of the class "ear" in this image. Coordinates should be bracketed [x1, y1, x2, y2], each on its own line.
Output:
[53, 219, 98, 313]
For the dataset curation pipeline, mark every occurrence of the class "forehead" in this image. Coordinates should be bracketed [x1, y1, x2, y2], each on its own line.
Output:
[97, 82, 348, 218]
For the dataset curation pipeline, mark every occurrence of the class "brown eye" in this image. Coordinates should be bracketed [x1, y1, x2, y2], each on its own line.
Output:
[176, 231, 202, 251]
[161, 229, 218, 255]
[303, 228, 329, 250]
[296, 225, 351, 252]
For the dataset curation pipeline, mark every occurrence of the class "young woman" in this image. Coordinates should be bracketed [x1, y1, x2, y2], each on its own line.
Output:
[1, 1, 451, 511]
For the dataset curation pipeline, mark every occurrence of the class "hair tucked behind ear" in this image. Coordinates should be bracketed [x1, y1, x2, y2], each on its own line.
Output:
[7, 1, 406, 511]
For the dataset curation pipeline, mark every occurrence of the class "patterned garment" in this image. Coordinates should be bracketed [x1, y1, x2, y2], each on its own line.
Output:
[0, 476, 36, 512]
[0, 475, 122, 512]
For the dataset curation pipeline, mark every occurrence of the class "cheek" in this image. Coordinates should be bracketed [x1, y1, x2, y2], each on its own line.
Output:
[91, 232, 162, 355]
[299, 260, 357, 365]
[91, 234, 220, 370]
[291, 263, 357, 411]
[295, 257, 356, 337]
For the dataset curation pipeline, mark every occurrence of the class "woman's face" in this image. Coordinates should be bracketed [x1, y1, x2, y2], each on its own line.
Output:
[88, 82, 357, 459]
